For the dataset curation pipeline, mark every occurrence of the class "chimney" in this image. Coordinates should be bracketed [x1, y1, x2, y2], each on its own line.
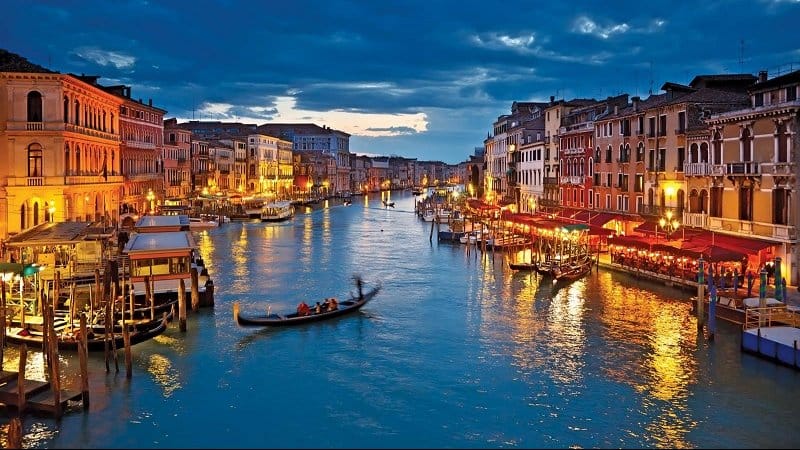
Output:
[614, 105, 619, 115]
[550, 95, 555, 103]
[631, 96, 640, 112]
[148, 98, 152, 106]
[758, 70, 768, 83]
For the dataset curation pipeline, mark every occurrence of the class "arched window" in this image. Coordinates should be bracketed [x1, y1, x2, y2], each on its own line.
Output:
[33, 201, 40, 226]
[776, 122, 788, 163]
[28, 144, 43, 177]
[64, 144, 71, 176]
[75, 144, 81, 174]
[637, 142, 645, 162]
[20, 204, 26, 230]
[63, 96, 69, 123]
[712, 131, 722, 164]
[690, 143, 698, 164]
[74, 100, 80, 126]
[27, 91, 43, 122]
[741, 128, 752, 161]
[700, 142, 709, 163]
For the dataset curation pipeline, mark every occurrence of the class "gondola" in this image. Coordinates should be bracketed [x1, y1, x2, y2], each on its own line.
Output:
[508, 261, 538, 271]
[5, 313, 169, 352]
[382, 201, 395, 208]
[233, 281, 381, 327]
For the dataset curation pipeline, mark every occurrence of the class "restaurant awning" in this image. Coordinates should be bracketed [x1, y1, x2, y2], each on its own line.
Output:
[682, 230, 776, 254]
[607, 235, 653, 251]
[588, 212, 624, 226]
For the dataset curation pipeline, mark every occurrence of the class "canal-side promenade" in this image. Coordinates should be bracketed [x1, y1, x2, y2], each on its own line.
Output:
[2, 193, 799, 449]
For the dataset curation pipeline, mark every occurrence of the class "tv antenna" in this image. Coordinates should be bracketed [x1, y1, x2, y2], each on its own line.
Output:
[739, 39, 745, 72]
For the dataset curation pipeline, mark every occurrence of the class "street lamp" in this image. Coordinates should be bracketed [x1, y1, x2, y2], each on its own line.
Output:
[658, 209, 680, 242]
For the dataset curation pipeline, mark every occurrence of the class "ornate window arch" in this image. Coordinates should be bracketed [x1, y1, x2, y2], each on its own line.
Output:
[28, 143, 43, 177]
[27, 91, 43, 122]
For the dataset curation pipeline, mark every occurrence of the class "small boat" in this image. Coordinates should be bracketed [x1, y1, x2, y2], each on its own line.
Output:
[6, 314, 169, 352]
[509, 261, 539, 271]
[260, 201, 295, 222]
[343, 199, 352, 206]
[233, 278, 381, 327]
[189, 216, 219, 229]
[411, 187, 423, 196]
[551, 258, 593, 285]
[383, 200, 395, 208]
[691, 294, 798, 326]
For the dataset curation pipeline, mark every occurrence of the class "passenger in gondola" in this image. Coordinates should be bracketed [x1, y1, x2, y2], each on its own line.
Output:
[329, 297, 338, 310]
[297, 301, 310, 316]
[315, 302, 322, 314]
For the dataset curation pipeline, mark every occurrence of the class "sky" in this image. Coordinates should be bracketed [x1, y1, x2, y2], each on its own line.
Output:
[2, 0, 800, 164]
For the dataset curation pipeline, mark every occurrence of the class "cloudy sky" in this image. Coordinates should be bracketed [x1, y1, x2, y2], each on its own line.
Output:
[2, 0, 799, 164]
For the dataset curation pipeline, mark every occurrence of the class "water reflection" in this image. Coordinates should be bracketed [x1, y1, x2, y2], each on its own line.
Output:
[146, 353, 181, 398]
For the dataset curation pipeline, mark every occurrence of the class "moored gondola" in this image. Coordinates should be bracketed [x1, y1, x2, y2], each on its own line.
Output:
[6, 313, 170, 352]
[233, 278, 381, 327]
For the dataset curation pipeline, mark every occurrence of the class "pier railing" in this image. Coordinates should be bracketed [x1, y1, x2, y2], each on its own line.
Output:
[744, 306, 800, 329]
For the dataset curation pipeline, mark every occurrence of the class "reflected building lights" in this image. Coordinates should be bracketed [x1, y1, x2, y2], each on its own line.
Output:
[146, 353, 182, 398]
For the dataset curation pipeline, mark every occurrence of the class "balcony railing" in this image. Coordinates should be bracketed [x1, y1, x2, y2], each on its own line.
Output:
[707, 216, 795, 241]
[559, 176, 583, 185]
[683, 212, 707, 229]
[27, 177, 43, 186]
[760, 162, 794, 176]
[726, 162, 760, 176]
[64, 123, 120, 141]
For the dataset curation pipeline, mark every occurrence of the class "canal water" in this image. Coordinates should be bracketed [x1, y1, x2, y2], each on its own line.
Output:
[4, 192, 799, 448]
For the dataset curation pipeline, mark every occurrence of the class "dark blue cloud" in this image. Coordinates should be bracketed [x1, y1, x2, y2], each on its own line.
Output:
[2, 0, 799, 163]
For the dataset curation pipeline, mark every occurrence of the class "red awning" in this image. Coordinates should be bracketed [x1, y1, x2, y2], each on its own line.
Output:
[588, 212, 624, 226]
[608, 235, 653, 251]
[684, 230, 776, 254]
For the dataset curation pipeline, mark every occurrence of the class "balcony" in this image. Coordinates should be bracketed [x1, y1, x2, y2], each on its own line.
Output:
[708, 216, 795, 241]
[562, 148, 585, 156]
[543, 177, 558, 186]
[63, 123, 120, 141]
[125, 141, 156, 150]
[683, 212, 707, 229]
[760, 162, 794, 176]
[726, 162, 759, 176]
[559, 176, 583, 185]
[639, 204, 683, 218]
[27, 177, 43, 186]
[67, 175, 124, 185]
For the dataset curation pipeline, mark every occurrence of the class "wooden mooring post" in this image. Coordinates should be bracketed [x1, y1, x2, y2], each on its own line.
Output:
[190, 268, 200, 312]
[78, 313, 90, 409]
[123, 323, 132, 379]
[179, 278, 187, 332]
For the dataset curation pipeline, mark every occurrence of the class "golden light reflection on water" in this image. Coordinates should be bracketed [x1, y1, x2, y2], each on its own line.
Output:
[473, 263, 699, 447]
[146, 353, 181, 398]
[228, 224, 250, 283]
[594, 271, 697, 447]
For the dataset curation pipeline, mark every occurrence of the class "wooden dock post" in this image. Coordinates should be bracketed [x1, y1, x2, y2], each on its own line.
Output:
[7, 416, 22, 449]
[46, 293, 62, 419]
[144, 275, 152, 321]
[696, 257, 706, 332]
[123, 323, 132, 379]
[429, 217, 435, 242]
[78, 313, 89, 409]
[179, 278, 187, 332]
[190, 268, 200, 312]
[94, 268, 101, 312]
[17, 344, 27, 414]
[1, 279, 7, 370]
